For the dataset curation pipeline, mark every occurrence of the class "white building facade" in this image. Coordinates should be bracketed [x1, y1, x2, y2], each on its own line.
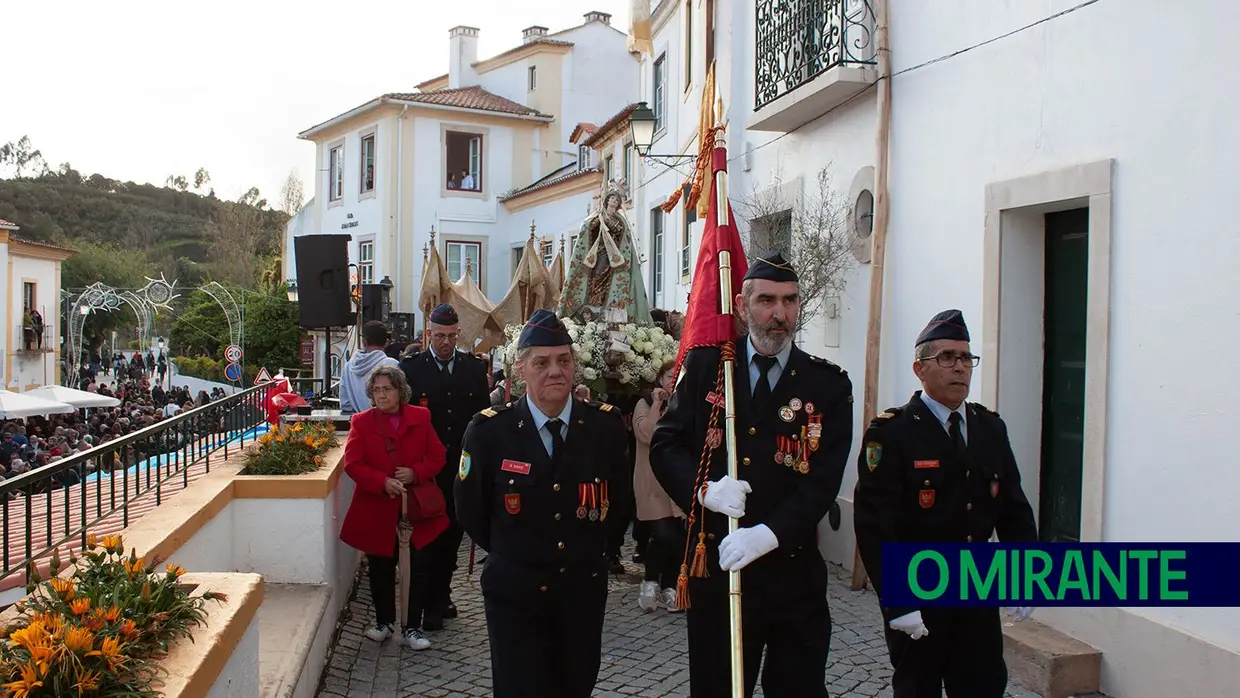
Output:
[0, 219, 73, 389]
[631, 1, 1240, 695]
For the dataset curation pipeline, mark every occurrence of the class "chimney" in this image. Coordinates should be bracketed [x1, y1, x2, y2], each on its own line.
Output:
[522, 25, 549, 44]
[448, 26, 480, 89]
[584, 11, 611, 25]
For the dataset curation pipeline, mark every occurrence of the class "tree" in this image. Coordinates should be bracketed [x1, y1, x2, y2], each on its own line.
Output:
[279, 170, 305, 216]
[208, 200, 262, 286]
[0, 136, 47, 178]
[193, 167, 211, 192]
[165, 175, 189, 192]
[736, 166, 858, 335]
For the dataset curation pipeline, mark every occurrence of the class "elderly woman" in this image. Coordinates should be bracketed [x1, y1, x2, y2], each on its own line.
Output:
[339, 365, 448, 651]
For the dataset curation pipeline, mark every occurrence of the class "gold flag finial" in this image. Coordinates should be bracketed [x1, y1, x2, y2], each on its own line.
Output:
[530, 220, 537, 240]
[429, 225, 437, 246]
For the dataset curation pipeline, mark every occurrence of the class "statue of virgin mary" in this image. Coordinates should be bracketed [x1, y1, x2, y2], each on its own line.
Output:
[559, 184, 653, 325]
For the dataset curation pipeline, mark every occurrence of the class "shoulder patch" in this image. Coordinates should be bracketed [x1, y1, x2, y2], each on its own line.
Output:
[870, 406, 904, 426]
[471, 404, 509, 424]
[480, 408, 497, 418]
[806, 353, 847, 375]
[598, 402, 615, 413]
[970, 402, 1000, 418]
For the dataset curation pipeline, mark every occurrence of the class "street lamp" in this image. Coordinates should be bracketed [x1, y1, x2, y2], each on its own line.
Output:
[286, 280, 299, 303]
[379, 276, 394, 321]
[627, 101, 696, 163]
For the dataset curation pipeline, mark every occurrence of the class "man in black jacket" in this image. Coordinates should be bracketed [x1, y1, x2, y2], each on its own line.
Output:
[399, 303, 491, 630]
[651, 253, 855, 698]
[853, 309, 1039, 698]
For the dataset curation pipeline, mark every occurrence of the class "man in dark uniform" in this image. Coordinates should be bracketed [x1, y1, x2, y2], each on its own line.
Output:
[399, 303, 491, 630]
[651, 252, 855, 698]
[455, 309, 631, 698]
[853, 309, 1039, 698]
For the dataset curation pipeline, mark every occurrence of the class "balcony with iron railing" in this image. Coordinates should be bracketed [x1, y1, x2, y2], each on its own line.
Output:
[15, 325, 54, 353]
[751, 0, 879, 133]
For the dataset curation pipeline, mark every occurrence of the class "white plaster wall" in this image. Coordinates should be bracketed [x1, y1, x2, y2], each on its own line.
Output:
[166, 501, 235, 573]
[505, 191, 597, 256]
[478, 61, 527, 106]
[886, 0, 1240, 659]
[204, 617, 260, 698]
[558, 22, 640, 160]
[281, 198, 316, 285]
[9, 254, 61, 388]
[233, 497, 329, 585]
[316, 118, 390, 281]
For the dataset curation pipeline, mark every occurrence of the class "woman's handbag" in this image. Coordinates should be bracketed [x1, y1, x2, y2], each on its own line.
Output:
[386, 437, 446, 522]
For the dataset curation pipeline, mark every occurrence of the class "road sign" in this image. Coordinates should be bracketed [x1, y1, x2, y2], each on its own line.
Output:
[224, 345, 243, 363]
[254, 367, 273, 385]
[224, 362, 243, 382]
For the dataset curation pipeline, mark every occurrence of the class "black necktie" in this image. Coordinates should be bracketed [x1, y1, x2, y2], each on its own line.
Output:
[752, 355, 777, 407]
[545, 418, 566, 462]
[948, 411, 966, 458]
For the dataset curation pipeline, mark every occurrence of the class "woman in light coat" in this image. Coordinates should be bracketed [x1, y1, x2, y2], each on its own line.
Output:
[632, 359, 685, 613]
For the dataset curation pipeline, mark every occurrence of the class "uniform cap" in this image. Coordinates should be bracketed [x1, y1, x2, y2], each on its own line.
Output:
[430, 303, 459, 326]
[518, 309, 572, 349]
[743, 252, 799, 283]
[915, 309, 970, 346]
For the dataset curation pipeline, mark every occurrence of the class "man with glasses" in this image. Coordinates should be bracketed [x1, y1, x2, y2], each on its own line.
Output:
[853, 309, 1039, 698]
[399, 303, 491, 630]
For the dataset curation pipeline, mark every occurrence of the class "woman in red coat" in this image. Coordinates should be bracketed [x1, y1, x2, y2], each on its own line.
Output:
[339, 364, 448, 650]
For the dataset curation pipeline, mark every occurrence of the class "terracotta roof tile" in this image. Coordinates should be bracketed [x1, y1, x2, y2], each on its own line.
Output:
[11, 236, 75, 253]
[501, 166, 600, 202]
[0, 219, 18, 230]
[475, 38, 575, 67]
[386, 86, 551, 119]
[583, 103, 641, 147]
[570, 123, 599, 144]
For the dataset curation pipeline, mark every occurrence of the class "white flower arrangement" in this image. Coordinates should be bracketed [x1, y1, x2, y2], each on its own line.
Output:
[499, 316, 680, 398]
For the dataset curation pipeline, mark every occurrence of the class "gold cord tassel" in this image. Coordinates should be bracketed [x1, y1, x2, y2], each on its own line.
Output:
[690, 531, 709, 579]
[675, 564, 692, 610]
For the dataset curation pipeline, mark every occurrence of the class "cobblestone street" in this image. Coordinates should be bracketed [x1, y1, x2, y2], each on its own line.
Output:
[315, 541, 1047, 698]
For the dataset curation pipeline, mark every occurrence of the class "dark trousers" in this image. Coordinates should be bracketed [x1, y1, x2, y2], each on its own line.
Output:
[427, 470, 464, 613]
[686, 557, 832, 698]
[367, 542, 431, 630]
[885, 607, 1007, 698]
[642, 516, 685, 588]
[483, 571, 608, 698]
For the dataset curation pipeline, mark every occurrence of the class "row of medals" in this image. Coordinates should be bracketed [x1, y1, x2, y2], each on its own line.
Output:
[774, 397, 822, 475]
[576, 482, 609, 522]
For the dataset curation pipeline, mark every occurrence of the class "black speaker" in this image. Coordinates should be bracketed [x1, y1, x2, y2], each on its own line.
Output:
[294, 235, 353, 328]
[360, 284, 386, 324]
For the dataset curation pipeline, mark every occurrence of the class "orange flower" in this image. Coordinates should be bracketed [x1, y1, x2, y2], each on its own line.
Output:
[61, 626, 94, 654]
[85, 533, 98, 549]
[123, 557, 146, 577]
[69, 597, 91, 616]
[87, 635, 126, 670]
[48, 577, 75, 601]
[2, 662, 43, 697]
[101, 535, 123, 554]
[72, 667, 101, 694]
[140, 581, 151, 601]
[117, 619, 139, 640]
[165, 563, 186, 578]
[102, 606, 121, 623]
[8, 621, 49, 652]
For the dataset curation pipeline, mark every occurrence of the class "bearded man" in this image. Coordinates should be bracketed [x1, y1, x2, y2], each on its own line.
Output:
[650, 252, 856, 698]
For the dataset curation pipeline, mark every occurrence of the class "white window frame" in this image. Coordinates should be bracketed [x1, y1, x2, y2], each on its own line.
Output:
[358, 239, 375, 284]
[651, 208, 665, 301]
[528, 65, 537, 91]
[684, 0, 693, 92]
[328, 144, 344, 203]
[605, 154, 615, 182]
[446, 240, 483, 285]
[681, 184, 696, 280]
[653, 54, 667, 135]
[578, 144, 593, 171]
[442, 127, 487, 197]
[623, 143, 634, 195]
[359, 133, 376, 197]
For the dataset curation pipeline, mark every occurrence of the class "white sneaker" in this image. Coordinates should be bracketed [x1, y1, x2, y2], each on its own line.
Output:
[404, 627, 431, 651]
[662, 587, 683, 613]
[365, 623, 394, 641]
[638, 581, 660, 611]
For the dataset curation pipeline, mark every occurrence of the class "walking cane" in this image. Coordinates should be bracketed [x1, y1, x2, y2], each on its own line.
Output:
[397, 490, 414, 631]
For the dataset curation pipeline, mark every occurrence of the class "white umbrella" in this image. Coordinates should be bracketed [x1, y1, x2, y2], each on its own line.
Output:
[26, 385, 121, 409]
[0, 390, 76, 419]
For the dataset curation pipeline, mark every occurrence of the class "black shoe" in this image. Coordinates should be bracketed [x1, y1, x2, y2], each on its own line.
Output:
[609, 558, 626, 575]
[422, 612, 444, 632]
[443, 602, 458, 619]
[632, 552, 644, 564]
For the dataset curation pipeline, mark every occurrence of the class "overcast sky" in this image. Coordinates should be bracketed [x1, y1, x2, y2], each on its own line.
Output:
[0, 0, 632, 209]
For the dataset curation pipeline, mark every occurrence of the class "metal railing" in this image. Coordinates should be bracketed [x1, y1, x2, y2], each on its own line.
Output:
[15, 325, 54, 353]
[755, 0, 878, 110]
[0, 383, 270, 585]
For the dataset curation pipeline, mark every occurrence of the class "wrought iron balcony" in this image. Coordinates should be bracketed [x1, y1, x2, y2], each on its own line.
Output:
[752, 0, 878, 131]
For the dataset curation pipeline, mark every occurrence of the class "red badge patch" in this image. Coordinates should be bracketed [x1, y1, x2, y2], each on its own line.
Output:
[913, 460, 940, 469]
[419, 398, 429, 408]
[919, 489, 935, 509]
[504, 493, 521, 515]
[501, 459, 532, 475]
[990, 481, 999, 498]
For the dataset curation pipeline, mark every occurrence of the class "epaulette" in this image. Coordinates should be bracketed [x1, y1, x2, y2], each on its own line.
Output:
[806, 354, 847, 375]
[471, 403, 510, 423]
[588, 400, 620, 415]
[870, 406, 903, 426]
[970, 402, 1000, 418]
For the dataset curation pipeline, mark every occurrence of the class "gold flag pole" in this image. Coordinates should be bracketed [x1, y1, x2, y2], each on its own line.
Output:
[711, 112, 744, 697]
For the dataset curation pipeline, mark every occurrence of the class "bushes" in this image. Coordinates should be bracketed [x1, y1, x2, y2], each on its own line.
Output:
[172, 356, 224, 382]
[0, 535, 226, 697]
[241, 422, 339, 476]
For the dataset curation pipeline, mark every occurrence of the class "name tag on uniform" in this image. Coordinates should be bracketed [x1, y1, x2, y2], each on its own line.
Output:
[501, 459, 532, 475]
[914, 460, 940, 469]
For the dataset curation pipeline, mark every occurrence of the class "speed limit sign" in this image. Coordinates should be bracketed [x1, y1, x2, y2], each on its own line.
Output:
[225, 345, 243, 363]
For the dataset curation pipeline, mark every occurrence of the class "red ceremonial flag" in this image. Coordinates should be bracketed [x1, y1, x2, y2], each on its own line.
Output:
[672, 139, 748, 381]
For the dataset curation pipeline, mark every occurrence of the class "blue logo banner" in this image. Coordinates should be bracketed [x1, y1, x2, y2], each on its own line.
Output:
[880, 543, 1240, 607]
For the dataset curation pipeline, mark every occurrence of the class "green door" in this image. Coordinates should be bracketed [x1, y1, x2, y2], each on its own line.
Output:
[1040, 208, 1089, 542]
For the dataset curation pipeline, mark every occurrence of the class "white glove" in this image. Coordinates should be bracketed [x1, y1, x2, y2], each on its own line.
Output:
[698, 475, 751, 518]
[718, 524, 779, 571]
[1007, 606, 1034, 622]
[889, 611, 930, 640]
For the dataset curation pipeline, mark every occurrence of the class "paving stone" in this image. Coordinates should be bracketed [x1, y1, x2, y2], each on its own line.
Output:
[315, 536, 1050, 697]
